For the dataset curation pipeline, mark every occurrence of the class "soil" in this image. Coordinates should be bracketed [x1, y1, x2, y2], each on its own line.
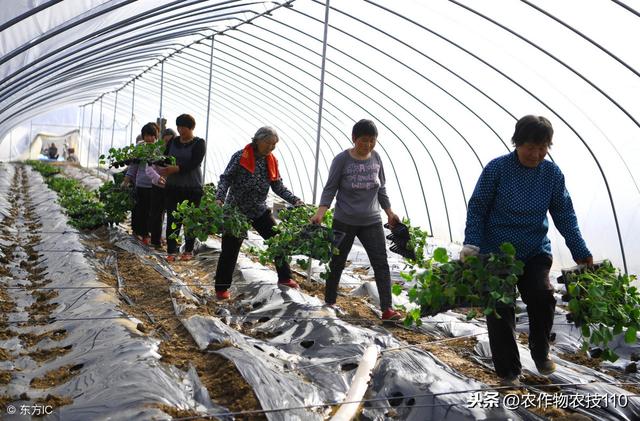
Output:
[0, 371, 12, 385]
[30, 364, 81, 388]
[27, 346, 72, 362]
[19, 330, 67, 348]
[34, 394, 74, 409]
[559, 351, 603, 370]
[89, 243, 265, 419]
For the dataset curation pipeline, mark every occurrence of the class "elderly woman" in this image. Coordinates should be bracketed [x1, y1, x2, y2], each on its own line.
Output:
[310, 119, 402, 321]
[214, 126, 303, 299]
[461, 115, 593, 386]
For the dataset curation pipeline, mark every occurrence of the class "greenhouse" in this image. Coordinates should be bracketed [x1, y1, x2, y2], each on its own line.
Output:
[0, 1, 639, 420]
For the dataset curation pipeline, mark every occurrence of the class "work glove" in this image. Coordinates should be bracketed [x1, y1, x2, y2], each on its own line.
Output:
[459, 244, 480, 262]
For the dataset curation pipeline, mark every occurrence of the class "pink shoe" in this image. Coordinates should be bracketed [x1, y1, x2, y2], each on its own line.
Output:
[277, 279, 299, 289]
[142, 236, 151, 245]
[166, 254, 176, 262]
[381, 308, 403, 321]
[216, 290, 230, 300]
[180, 252, 193, 261]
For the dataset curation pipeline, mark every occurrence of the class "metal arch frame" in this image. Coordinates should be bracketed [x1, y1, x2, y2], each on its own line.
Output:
[86, 102, 94, 168]
[186, 44, 346, 156]
[166, 52, 330, 188]
[215, 28, 421, 225]
[181, 45, 344, 175]
[428, 0, 631, 272]
[64, 1, 297, 175]
[0, 0, 247, 87]
[0, 0, 63, 33]
[611, 0, 640, 16]
[0, 0, 138, 69]
[141, 64, 306, 194]
[183, 44, 344, 163]
[203, 38, 410, 215]
[170, 47, 328, 177]
[257, 16, 476, 207]
[305, 4, 510, 154]
[229, 23, 461, 239]
[82, 1, 295, 102]
[518, 0, 640, 196]
[2, 69, 148, 120]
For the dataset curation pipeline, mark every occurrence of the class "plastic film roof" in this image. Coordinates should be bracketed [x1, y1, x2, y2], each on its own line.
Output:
[0, 0, 639, 275]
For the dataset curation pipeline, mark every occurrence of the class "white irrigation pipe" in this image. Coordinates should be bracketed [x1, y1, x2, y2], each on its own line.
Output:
[330, 344, 378, 421]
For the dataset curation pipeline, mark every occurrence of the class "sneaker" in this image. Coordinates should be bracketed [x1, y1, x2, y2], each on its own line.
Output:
[381, 308, 403, 321]
[499, 374, 522, 387]
[180, 252, 193, 261]
[142, 236, 151, 245]
[535, 358, 557, 376]
[216, 290, 230, 300]
[166, 254, 176, 262]
[277, 279, 300, 289]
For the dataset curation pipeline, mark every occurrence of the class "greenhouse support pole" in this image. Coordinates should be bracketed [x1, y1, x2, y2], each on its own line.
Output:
[110, 91, 118, 150]
[203, 35, 215, 183]
[79, 105, 85, 161]
[159, 60, 164, 122]
[97, 96, 103, 174]
[308, 0, 331, 282]
[29, 121, 33, 159]
[130, 79, 136, 144]
[86, 101, 94, 168]
[9, 128, 12, 161]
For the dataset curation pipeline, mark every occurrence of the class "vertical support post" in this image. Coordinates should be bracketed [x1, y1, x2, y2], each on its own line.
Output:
[159, 60, 164, 123]
[79, 105, 86, 162]
[29, 121, 33, 159]
[86, 101, 94, 168]
[97, 96, 104, 174]
[9, 129, 12, 161]
[130, 80, 136, 144]
[203, 35, 215, 183]
[110, 91, 119, 150]
[308, 0, 331, 282]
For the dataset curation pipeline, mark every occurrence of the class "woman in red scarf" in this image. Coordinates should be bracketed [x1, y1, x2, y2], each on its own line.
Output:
[214, 126, 303, 299]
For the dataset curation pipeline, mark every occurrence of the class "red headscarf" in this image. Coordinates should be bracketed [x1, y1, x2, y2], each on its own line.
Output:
[239, 144, 280, 181]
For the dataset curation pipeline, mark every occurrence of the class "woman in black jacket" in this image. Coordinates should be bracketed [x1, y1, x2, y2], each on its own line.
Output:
[158, 114, 206, 261]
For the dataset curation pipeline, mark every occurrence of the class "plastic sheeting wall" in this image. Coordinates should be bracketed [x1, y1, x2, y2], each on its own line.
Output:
[0, 0, 638, 275]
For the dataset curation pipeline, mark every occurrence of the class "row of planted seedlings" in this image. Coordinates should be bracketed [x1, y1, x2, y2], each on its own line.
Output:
[25, 160, 131, 229]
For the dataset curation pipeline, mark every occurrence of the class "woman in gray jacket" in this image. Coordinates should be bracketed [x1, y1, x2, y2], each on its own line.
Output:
[311, 119, 402, 321]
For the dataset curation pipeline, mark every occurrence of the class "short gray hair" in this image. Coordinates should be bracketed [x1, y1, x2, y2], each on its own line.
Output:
[252, 126, 278, 144]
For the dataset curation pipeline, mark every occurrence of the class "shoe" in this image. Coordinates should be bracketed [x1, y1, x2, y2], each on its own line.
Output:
[277, 279, 300, 289]
[142, 236, 151, 245]
[180, 252, 193, 261]
[216, 290, 230, 300]
[381, 308, 403, 321]
[535, 358, 557, 376]
[499, 374, 522, 387]
[151, 243, 163, 250]
[166, 254, 176, 262]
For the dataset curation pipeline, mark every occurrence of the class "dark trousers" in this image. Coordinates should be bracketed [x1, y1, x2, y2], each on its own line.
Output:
[133, 187, 152, 237]
[325, 219, 393, 311]
[165, 187, 203, 254]
[149, 185, 165, 246]
[487, 253, 556, 378]
[215, 210, 291, 292]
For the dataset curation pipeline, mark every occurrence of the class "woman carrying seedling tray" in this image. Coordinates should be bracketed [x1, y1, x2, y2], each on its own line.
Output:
[121, 122, 161, 245]
[214, 126, 303, 300]
[310, 119, 402, 321]
[461, 115, 593, 386]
